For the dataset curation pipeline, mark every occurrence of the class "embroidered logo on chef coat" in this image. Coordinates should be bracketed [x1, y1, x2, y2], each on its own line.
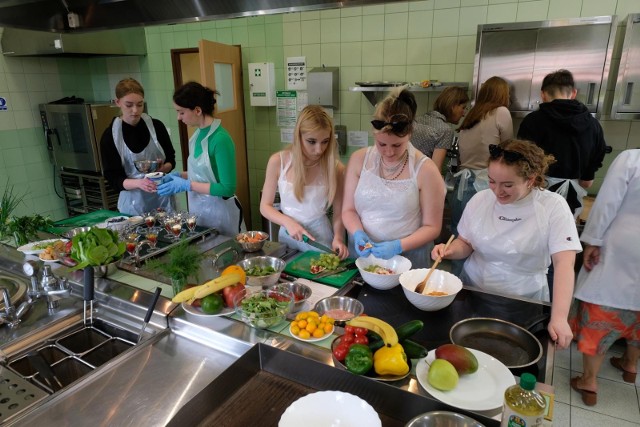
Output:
[498, 216, 522, 222]
[566, 237, 573, 241]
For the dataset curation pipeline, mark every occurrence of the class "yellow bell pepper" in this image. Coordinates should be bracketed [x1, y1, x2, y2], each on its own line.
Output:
[373, 343, 409, 376]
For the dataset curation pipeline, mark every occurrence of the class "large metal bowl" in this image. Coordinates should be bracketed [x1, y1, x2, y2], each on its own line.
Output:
[236, 256, 286, 288]
[313, 296, 364, 324]
[62, 226, 92, 239]
[235, 231, 269, 252]
[405, 411, 485, 427]
[93, 261, 119, 278]
[268, 282, 311, 312]
[133, 159, 160, 174]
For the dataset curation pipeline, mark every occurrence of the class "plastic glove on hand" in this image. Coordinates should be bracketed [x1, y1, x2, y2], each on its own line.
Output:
[157, 175, 190, 196]
[371, 240, 402, 259]
[353, 230, 372, 257]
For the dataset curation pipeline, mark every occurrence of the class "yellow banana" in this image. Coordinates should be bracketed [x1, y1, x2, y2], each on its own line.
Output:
[347, 316, 398, 347]
[193, 272, 242, 299]
[172, 286, 198, 303]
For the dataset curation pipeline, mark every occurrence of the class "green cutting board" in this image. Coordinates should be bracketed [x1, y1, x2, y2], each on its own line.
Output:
[47, 210, 127, 234]
[284, 251, 359, 288]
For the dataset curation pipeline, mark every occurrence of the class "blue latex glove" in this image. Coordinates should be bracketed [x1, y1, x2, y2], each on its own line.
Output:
[371, 240, 402, 259]
[157, 174, 191, 196]
[353, 230, 372, 257]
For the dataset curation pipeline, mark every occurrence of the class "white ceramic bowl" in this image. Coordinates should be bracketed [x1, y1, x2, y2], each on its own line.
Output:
[145, 171, 164, 184]
[355, 254, 412, 290]
[399, 268, 463, 311]
[279, 390, 381, 427]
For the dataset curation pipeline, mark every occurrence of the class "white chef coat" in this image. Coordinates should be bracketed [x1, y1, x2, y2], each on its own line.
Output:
[277, 151, 334, 252]
[458, 188, 582, 301]
[574, 149, 640, 311]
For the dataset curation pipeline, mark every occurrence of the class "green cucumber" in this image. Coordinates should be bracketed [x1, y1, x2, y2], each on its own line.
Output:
[401, 339, 428, 359]
[368, 320, 425, 352]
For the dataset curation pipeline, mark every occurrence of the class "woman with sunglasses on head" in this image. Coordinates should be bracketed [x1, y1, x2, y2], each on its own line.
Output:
[343, 87, 445, 268]
[157, 82, 243, 237]
[451, 77, 512, 238]
[260, 105, 348, 259]
[412, 86, 469, 171]
[432, 139, 582, 348]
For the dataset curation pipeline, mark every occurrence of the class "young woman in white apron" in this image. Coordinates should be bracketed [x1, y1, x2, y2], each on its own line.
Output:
[260, 105, 348, 258]
[158, 82, 243, 237]
[432, 139, 582, 349]
[100, 78, 177, 216]
[343, 87, 445, 269]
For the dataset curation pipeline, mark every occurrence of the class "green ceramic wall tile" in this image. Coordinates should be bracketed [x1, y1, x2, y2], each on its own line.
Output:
[408, 11, 434, 38]
[406, 65, 431, 82]
[253, 129, 271, 149]
[301, 11, 320, 21]
[265, 14, 283, 24]
[187, 30, 203, 47]
[341, 16, 362, 42]
[339, 66, 362, 91]
[301, 44, 321, 68]
[382, 65, 407, 82]
[340, 43, 363, 67]
[361, 66, 384, 82]
[216, 19, 232, 28]
[283, 22, 302, 45]
[407, 38, 431, 65]
[383, 40, 407, 65]
[283, 12, 301, 23]
[385, 3, 409, 13]
[146, 33, 163, 53]
[202, 28, 217, 40]
[265, 46, 284, 66]
[321, 18, 341, 43]
[516, 0, 549, 22]
[363, 4, 385, 15]
[461, 0, 488, 6]
[487, 3, 517, 23]
[217, 28, 233, 44]
[430, 64, 456, 81]
[431, 36, 458, 64]
[248, 24, 266, 47]
[361, 41, 384, 66]
[459, 6, 488, 35]
[320, 9, 341, 19]
[232, 26, 249, 46]
[433, 8, 460, 37]
[320, 43, 341, 65]
[580, 0, 615, 16]
[301, 20, 321, 45]
[266, 23, 283, 46]
[362, 15, 385, 41]
[248, 46, 267, 63]
[173, 31, 189, 48]
[384, 13, 409, 40]
[341, 6, 362, 17]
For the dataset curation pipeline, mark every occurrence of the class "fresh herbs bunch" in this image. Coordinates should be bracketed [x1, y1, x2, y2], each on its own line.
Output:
[0, 181, 25, 240]
[8, 214, 53, 246]
[146, 239, 204, 282]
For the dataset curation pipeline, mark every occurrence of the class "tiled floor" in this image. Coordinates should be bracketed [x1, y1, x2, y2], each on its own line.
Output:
[553, 341, 640, 426]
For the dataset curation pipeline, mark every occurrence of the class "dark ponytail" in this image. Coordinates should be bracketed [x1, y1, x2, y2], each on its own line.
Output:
[173, 81, 219, 116]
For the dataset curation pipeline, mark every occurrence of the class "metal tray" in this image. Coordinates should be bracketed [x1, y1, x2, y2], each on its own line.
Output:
[166, 343, 498, 427]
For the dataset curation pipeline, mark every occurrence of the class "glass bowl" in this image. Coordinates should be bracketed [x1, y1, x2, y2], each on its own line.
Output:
[233, 288, 293, 329]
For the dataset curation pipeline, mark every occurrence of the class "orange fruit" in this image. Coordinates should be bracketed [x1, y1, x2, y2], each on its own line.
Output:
[297, 319, 308, 329]
[305, 322, 317, 333]
[298, 330, 311, 340]
[323, 323, 333, 333]
[291, 324, 300, 335]
[312, 328, 325, 338]
[221, 265, 246, 285]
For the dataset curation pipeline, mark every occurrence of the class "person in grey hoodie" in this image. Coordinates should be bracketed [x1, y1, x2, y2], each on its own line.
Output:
[517, 69, 607, 218]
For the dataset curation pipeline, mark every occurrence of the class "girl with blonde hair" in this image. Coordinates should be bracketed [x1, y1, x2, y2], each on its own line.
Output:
[260, 105, 348, 258]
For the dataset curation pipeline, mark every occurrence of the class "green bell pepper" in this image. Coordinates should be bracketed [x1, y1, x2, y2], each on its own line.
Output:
[345, 343, 373, 375]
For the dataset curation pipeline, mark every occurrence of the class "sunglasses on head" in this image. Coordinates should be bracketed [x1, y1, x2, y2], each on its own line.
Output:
[489, 144, 529, 164]
[371, 115, 410, 135]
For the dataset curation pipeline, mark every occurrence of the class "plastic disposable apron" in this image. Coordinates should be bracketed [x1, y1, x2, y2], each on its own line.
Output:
[113, 114, 175, 216]
[462, 191, 551, 301]
[277, 153, 333, 253]
[546, 176, 587, 219]
[187, 119, 242, 237]
[352, 145, 431, 268]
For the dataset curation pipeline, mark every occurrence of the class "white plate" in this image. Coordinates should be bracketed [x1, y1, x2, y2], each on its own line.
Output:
[17, 239, 68, 255]
[288, 323, 334, 342]
[416, 348, 515, 411]
[279, 390, 381, 427]
[39, 257, 60, 263]
[181, 302, 235, 317]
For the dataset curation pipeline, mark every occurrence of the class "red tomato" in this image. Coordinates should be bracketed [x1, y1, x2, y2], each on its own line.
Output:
[332, 343, 350, 362]
[344, 325, 356, 335]
[354, 334, 369, 345]
[341, 333, 355, 345]
[353, 327, 368, 336]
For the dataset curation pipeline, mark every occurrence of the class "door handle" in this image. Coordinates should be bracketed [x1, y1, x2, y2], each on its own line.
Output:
[623, 82, 634, 105]
[586, 83, 596, 106]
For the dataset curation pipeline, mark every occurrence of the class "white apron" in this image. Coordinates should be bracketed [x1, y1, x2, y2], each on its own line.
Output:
[352, 145, 431, 268]
[187, 119, 243, 237]
[462, 190, 551, 301]
[113, 114, 176, 216]
[546, 176, 587, 219]
[277, 152, 334, 252]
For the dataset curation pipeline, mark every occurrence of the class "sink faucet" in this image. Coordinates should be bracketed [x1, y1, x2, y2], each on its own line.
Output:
[22, 262, 71, 310]
[0, 287, 33, 327]
[209, 246, 239, 271]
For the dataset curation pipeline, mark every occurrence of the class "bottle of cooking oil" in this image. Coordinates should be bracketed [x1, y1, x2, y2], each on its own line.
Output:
[500, 373, 546, 427]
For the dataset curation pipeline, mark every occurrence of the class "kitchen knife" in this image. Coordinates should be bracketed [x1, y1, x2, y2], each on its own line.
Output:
[301, 235, 336, 254]
[313, 260, 357, 279]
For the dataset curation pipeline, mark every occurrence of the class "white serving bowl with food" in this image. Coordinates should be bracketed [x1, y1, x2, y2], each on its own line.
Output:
[399, 268, 463, 311]
[236, 256, 286, 288]
[355, 254, 412, 290]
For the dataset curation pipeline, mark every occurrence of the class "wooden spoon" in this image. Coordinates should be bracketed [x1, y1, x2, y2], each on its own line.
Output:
[414, 234, 455, 294]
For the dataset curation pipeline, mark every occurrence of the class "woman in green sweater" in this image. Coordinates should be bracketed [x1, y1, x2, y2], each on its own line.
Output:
[158, 82, 243, 236]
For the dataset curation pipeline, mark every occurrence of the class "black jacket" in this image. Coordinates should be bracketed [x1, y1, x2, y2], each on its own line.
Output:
[517, 99, 606, 181]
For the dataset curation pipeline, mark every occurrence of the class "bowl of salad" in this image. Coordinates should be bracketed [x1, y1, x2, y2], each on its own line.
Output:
[355, 254, 412, 290]
[233, 287, 293, 329]
[236, 256, 286, 288]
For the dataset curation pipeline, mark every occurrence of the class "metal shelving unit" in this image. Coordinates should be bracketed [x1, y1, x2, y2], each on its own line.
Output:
[60, 170, 118, 216]
[349, 82, 469, 106]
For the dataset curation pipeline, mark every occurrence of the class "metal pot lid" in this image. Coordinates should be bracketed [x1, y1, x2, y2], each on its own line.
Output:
[0, 275, 28, 310]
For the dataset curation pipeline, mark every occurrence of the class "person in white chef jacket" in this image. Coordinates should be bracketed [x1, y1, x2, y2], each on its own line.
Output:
[569, 149, 640, 407]
[157, 82, 243, 237]
[432, 139, 582, 349]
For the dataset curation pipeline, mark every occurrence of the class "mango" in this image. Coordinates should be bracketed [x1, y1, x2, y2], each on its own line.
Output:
[427, 359, 459, 391]
[435, 344, 478, 375]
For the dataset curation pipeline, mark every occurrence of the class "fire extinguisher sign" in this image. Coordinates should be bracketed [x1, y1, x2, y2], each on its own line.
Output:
[0, 97, 7, 111]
